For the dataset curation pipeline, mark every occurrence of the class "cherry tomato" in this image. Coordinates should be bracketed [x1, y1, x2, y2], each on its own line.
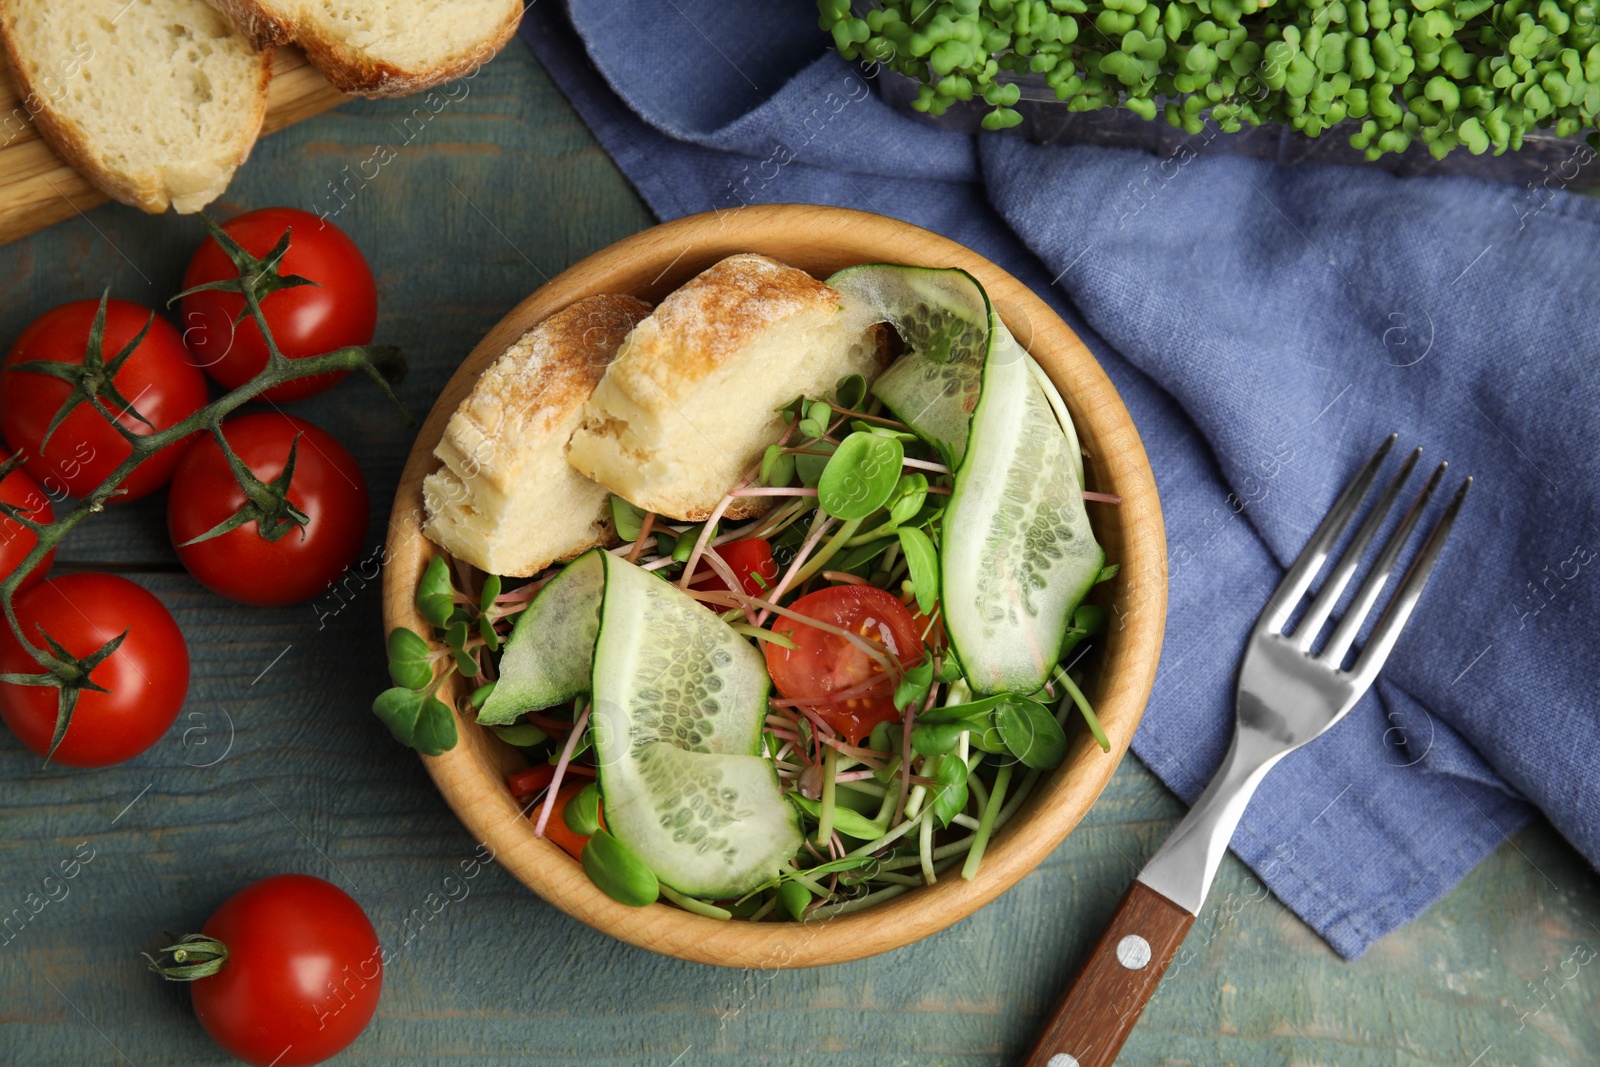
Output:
[764, 585, 925, 744]
[690, 537, 779, 597]
[167, 414, 369, 607]
[0, 573, 188, 767]
[189, 874, 381, 1067]
[0, 452, 55, 593]
[0, 300, 208, 501]
[180, 208, 378, 403]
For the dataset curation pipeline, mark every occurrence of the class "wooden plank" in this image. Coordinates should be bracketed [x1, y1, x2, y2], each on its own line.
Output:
[0, 39, 1597, 1066]
[0, 47, 345, 247]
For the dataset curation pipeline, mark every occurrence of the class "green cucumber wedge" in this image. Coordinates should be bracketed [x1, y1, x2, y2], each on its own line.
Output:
[591, 553, 769, 757]
[601, 742, 801, 900]
[942, 317, 1105, 696]
[477, 549, 605, 725]
[827, 264, 990, 465]
[591, 554, 801, 898]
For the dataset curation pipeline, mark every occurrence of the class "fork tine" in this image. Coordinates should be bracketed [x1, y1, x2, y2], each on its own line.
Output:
[1293, 446, 1421, 651]
[1258, 433, 1396, 635]
[1345, 476, 1472, 683]
[1320, 460, 1447, 665]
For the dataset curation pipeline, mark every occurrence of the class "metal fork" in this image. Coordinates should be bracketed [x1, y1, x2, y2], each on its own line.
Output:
[1022, 434, 1471, 1067]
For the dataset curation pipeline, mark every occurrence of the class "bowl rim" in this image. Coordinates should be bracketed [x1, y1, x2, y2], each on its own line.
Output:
[381, 204, 1167, 968]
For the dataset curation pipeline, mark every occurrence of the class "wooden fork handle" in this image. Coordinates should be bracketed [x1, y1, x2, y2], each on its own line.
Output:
[1021, 881, 1196, 1067]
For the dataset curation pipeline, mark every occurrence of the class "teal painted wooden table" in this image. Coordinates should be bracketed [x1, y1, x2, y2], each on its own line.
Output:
[2, 40, 1597, 1067]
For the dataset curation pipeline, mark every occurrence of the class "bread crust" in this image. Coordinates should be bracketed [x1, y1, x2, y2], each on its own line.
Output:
[567, 255, 895, 522]
[208, 0, 523, 97]
[423, 293, 652, 577]
[623, 254, 846, 393]
[0, 2, 272, 213]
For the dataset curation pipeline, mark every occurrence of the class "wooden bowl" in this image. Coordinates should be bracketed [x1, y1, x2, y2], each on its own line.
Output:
[381, 205, 1166, 968]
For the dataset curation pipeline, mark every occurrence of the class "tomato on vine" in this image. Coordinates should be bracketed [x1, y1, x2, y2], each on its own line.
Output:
[167, 413, 369, 607]
[0, 296, 208, 501]
[146, 874, 382, 1067]
[0, 573, 188, 766]
[180, 208, 377, 403]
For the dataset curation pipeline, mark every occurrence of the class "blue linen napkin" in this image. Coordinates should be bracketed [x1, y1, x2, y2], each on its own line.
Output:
[519, 0, 1600, 959]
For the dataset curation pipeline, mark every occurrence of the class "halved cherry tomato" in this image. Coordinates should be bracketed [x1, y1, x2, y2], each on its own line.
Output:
[690, 537, 778, 597]
[764, 585, 925, 744]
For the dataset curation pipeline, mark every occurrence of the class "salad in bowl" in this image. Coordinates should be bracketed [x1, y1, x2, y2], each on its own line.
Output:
[377, 206, 1163, 966]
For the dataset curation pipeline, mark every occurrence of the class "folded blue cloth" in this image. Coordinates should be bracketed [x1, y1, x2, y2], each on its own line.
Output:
[520, 1, 1600, 958]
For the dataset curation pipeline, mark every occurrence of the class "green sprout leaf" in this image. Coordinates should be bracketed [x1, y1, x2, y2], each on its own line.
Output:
[760, 443, 796, 488]
[416, 556, 455, 628]
[817, 431, 903, 520]
[479, 573, 502, 612]
[788, 794, 888, 840]
[894, 654, 934, 714]
[385, 627, 433, 690]
[610, 496, 645, 542]
[489, 720, 547, 747]
[896, 525, 940, 615]
[443, 620, 468, 651]
[478, 614, 500, 653]
[994, 695, 1068, 769]
[887, 473, 929, 526]
[929, 754, 970, 828]
[372, 687, 458, 756]
[834, 373, 867, 410]
[581, 829, 659, 907]
[564, 782, 602, 835]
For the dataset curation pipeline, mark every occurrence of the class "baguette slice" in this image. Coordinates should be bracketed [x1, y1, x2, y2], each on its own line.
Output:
[0, 0, 272, 214]
[566, 254, 894, 522]
[423, 294, 652, 578]
[206, 0, 522, 95]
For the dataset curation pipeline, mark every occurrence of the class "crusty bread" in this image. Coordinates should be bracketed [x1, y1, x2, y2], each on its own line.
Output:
[205, 0, 522, 96]
[566, 254, 894, 522]
[0, 0, 272, 214]
[423, 294, 652, 578]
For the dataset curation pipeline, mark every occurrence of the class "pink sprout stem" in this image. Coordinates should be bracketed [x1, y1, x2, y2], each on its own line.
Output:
[728, 487, 819, 498]
[533, 703, 590, 839]
[1082, 490, 1123, 504]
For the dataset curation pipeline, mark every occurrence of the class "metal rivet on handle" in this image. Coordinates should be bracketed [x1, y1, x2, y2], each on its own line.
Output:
[1047, 1055, 1081, 1067]
[1115, 934, 1152, 971]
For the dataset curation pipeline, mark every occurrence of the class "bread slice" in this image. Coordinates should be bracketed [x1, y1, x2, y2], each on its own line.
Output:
[423, 294, 652, 579]
[566, 254, 894, 522]
[0, 0, 272, 214]
[206, 0, 523, 95]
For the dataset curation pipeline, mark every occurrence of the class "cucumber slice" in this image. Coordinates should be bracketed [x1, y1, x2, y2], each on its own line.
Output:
[477, 549, 605, 726]
[591, 553, 769, 757]
[942, 316, 1106, 696]
[827, 264, 989, 465]
[601, 742, 800, 900]
[591, 554, 801, 898]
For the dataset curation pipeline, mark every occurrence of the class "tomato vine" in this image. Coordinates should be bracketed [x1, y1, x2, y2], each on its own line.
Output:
[0, 215, 409, 761]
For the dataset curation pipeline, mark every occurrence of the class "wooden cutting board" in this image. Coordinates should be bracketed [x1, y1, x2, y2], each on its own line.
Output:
[0, 46, 346, 246]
